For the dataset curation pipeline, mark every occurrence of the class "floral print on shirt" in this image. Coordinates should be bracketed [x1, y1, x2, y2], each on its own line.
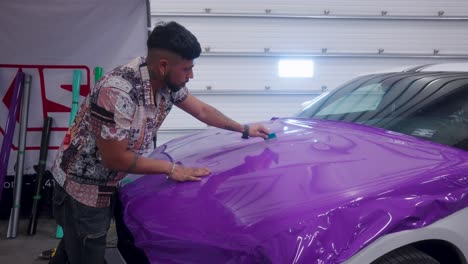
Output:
[51, 57, 189, 207]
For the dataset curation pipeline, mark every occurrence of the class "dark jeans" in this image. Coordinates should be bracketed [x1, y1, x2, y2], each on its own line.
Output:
[114, 193, 150, 264]
[49, 183, 112, 264]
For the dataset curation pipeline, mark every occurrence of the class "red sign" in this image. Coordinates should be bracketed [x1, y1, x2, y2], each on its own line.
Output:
[0, 64, 91, 150]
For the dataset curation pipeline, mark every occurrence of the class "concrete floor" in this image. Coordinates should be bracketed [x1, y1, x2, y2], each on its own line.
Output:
[0, 217, 58, 264]
[0, 217, 124, 264]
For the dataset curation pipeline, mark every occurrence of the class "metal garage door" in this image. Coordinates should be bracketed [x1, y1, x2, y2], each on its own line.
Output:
[149, 0, 468, 144]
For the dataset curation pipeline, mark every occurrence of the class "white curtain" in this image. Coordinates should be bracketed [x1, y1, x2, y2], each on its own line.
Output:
[0, 0, 148, 174]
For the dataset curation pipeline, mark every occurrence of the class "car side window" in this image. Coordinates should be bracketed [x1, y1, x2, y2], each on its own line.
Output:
[390, 84, 468, 150]
[315, 83, 386, 115]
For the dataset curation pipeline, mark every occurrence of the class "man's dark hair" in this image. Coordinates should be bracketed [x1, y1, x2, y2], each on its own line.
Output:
[147, 21, 201, 60]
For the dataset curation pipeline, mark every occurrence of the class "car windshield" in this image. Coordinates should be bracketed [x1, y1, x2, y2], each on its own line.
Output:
[296, 72, 468, 150]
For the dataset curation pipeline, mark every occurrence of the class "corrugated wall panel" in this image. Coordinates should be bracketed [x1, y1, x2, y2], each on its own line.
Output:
[150, 0, 468, 144]
[150, 0, 468, 16]
[190, 57, 467, 92]
[152, 17, 468, 54]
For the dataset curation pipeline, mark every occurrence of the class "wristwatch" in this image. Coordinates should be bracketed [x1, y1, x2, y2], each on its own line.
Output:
[242, 124, 250, 139]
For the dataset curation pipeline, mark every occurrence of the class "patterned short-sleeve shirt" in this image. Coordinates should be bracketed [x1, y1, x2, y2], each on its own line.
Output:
[51, 57, 189, 207]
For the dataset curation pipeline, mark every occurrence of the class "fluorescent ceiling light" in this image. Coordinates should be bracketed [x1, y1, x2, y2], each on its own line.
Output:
[278, 59, 314, 78]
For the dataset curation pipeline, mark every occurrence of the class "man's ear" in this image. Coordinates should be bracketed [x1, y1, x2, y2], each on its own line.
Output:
[158, 59, 169, 76]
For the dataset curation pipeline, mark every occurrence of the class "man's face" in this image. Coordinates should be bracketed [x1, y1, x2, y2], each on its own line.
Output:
[147, 50, 195, 92]
[164, 59, 194, 92]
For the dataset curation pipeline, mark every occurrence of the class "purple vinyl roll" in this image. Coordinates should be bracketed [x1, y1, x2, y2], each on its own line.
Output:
[0, 71, 24, 200]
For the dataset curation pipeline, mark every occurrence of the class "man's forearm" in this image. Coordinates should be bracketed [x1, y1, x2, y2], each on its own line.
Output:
[104, 150, 173, 175]
[198, 105, 243, 132]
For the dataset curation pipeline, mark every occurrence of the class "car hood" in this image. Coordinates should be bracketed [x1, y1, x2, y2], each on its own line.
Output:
[120, 118, 468, 264]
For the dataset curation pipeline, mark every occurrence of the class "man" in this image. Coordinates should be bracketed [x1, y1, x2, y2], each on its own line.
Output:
[48, 21, 269, 263]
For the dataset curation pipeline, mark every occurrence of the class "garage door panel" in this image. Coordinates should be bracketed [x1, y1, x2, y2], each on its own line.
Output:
[152, 17, 468, 54]
[151, 0, 468, 16]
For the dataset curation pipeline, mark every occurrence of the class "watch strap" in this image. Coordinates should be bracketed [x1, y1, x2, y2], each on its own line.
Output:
[242, 124, 250, 139]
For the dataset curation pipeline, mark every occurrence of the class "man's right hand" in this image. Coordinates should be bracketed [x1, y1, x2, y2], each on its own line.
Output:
[168, 165, 211, 182]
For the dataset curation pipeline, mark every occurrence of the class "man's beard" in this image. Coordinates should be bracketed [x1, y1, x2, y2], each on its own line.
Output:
[165, 74, 184, 93]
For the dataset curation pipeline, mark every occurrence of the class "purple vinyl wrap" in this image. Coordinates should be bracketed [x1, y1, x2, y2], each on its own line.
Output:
[0, 71, 24, 200]
[120, 118, 468, 263]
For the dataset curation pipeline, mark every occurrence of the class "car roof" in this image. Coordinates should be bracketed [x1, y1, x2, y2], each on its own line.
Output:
[416, 63, 468, 72]
[358, 63, 468, 77]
